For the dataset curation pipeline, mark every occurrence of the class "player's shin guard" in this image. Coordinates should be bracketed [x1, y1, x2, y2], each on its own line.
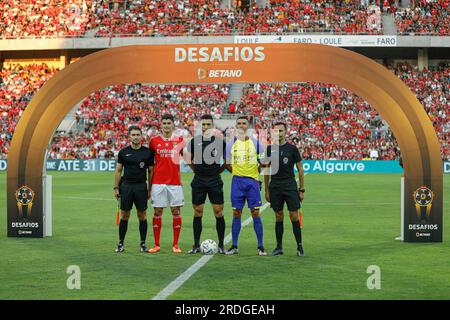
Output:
[216, 216, 225, 247]
[193, 216, 202, 247]
[253, 216, 264, 248]
[292, 220, 302, 246]
[119, 219, 128, 245]
[231, 217, 241, 247]
[152, 215, 162, 247]
[173, 215, 182, 246]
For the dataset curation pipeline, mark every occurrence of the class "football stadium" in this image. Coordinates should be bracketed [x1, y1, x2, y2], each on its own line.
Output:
[0, 0, 449, 305]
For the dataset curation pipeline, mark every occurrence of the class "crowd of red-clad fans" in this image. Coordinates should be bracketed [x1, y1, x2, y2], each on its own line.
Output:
[394, 0, 449, 35]
[1, 0, 447, 38]
[46, 84, 228, 159]
[240, 82, 389, 160]
[0, 0, 382, 38]
[0, 0, 97, 38]
[94, 0, 383, 36]
[238, 61, 449, 160]
[0, 63, 59, 157]
[1, 61, 448, 161]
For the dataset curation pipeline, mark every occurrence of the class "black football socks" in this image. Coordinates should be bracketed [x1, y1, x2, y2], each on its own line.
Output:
[292, 220, 302, 246]
[139, 219, 148, 245]
[216, 216, 225, 248]
[275, 221, 283, 249]
[119, 219, 128, 246]
[193, 216, 202, 248]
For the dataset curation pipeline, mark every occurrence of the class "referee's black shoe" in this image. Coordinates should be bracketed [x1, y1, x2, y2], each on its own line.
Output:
[187, 246, 201, 254]
[140, 243, 148, 253]
[297, 244, 305, 257]
[115, 243, 125, 253]
[271, 247, 284, 256]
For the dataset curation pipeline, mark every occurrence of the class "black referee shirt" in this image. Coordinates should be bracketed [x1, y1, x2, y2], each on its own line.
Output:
[117, 145, 154, 183]
[266, 142, 302, 182]
[188, 135, 226, 176]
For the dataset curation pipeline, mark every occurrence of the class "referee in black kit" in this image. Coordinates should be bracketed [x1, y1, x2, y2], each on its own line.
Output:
[184, 114, 227, 254]
[263, 122, 305, 256]
[114, 125, 154, 253]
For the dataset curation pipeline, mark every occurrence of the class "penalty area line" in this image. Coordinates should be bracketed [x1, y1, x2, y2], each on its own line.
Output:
[151, 202, 271, 300]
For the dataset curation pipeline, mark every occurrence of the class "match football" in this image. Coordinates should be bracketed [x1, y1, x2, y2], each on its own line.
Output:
[200, 239, 218, 255]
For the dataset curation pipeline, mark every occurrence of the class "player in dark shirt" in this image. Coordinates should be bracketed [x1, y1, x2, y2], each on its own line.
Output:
[263, 122, 306, 257]
[113, 125, 154, 253]
[184, 114, 227, 254]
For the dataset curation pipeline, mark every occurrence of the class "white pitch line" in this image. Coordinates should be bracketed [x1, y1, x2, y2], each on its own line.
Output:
[151, 202, 271, 300]
[152, 175, 308, 300]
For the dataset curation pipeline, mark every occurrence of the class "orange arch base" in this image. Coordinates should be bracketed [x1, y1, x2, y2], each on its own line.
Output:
[7, 44, 443, 241]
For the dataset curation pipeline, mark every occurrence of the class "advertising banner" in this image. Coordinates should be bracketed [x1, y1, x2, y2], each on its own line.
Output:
[2, 159, 449, 173]
[234, 35, 397, 47]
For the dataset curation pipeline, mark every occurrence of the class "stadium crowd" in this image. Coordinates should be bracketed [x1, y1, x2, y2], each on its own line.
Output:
[0, 63, 59, 158]
[47, 83, 228, 159]
[0, 0, 97, 38]
[1, 60, 448, 161]
[2, 0, 449, 38]
[0, 0, 441, 38]
[239, 82, 389, 160]
[390, 62, 449, 159]
[238, 61, 449, 160]
[93, 0, 383, 36]
[394, 0, 450, 35]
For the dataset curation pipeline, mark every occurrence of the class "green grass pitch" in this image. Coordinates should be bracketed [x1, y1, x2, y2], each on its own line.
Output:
[0, 172, 449, 299]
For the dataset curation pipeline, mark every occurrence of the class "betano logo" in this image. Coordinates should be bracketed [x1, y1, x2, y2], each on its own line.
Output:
[175, 46, 265, 63]
[197, 67, 243, 80]
[197, 68, 208, 80]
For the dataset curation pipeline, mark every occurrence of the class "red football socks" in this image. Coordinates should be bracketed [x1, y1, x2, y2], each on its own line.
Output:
[172, 215, 182, 246]
[153, 215, 162, 246]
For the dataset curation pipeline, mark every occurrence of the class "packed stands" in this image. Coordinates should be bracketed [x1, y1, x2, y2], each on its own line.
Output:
[3, 1, 450, 38]
[93, 0, 239, 37]
[94, 0, 384, 36]
[1, 0, 384, 38]
[240, 82, 396, 160]
[259, 0, 383, 34]
[0, 0, 97, 38]
[46, 83, 228, 159]
[0, 63, 59, 159]
[1, 59, 448, 161]
[238, 62, 449, 160]
[390, 62, 449, 159]
[394, 0, 450, 35]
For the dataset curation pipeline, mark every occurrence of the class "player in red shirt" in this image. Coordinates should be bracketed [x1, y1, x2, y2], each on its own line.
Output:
[147, 114, 185, 253]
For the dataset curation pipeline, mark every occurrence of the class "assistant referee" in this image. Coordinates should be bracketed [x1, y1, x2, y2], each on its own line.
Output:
[185, 114, 227, 254]
[114, 125, 154, 253]
[263, 122, 305, 257]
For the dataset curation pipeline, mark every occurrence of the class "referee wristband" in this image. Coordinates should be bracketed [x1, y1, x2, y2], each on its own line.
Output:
[113, 187, 119, 190]
[299, 188, 305, 193]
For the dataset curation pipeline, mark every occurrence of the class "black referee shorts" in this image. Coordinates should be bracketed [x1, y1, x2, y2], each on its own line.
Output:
[119, 182, 148, 212]
[269, 179, 301, 212]
[191, 175, 224, 206]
